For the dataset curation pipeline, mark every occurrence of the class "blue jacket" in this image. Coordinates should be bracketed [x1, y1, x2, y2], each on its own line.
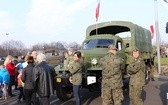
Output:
[17, 63, 23, 70]
[0, 75, 2, 84]
[0, 68, 10, 84]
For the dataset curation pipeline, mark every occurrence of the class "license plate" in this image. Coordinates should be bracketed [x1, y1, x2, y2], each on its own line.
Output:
[56, 78, 61, 82]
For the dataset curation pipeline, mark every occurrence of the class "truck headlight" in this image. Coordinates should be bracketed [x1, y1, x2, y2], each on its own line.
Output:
[91, 58, 98, 65]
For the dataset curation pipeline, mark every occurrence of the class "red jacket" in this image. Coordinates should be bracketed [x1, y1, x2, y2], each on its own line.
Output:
[5, 62, 16, 76]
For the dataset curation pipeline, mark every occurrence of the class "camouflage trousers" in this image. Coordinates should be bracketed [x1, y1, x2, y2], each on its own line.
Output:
[101, 87, 123, 105]
[129, 85, 143, 105]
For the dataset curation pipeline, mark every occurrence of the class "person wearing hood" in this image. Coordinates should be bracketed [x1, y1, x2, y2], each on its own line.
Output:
[0, 60, 10, 100]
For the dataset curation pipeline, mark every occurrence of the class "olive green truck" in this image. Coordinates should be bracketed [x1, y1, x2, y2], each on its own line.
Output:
[55, 21, 154, 101]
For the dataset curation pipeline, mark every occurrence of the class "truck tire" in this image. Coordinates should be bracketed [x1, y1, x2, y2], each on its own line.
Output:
[56, 84, 73, 101]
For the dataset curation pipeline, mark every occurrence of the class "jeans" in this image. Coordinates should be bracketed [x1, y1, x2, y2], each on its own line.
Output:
[8, 76, 15, 96]
[73, 85, 81, 105]
[2, 83, 8, 97]
[18, 87, 25, 100]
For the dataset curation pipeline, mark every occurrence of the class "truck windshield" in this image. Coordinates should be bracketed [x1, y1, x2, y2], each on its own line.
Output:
[83, 39, 114, 49]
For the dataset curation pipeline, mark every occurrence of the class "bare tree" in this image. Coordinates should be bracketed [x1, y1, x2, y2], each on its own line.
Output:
[50, 41, 66, 50]
[0, 46, 6, 57]
[67, 42, 81, 50]
[0, 40, 26, 56]
[30, 41, 81, 55]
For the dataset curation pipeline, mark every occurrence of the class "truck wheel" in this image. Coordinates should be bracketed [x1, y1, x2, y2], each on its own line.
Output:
[56, 84, 73, 101]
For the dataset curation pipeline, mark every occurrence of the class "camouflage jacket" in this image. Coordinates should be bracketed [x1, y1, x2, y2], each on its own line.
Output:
[100, 53, 123, 89]
[64, 55, 74, 70]
[68, 60, 82, 86]
[127, 57, 146, 86]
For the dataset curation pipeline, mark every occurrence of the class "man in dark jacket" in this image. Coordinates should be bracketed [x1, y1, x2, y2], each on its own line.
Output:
[32, 53, 56, 105]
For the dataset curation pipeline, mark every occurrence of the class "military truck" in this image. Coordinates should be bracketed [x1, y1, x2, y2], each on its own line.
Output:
[55, 21, 154, 101]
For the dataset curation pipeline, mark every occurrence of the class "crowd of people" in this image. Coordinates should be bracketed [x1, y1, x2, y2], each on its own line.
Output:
[0, 51, 56, 105]
[0, 45, 150, 105]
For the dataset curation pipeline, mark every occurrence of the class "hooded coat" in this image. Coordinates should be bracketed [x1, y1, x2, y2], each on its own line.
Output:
[0, 68, 10, 84]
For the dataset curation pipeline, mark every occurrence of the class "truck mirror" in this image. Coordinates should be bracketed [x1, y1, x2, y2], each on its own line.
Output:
[126, 43, 129, 48]
[166, 22, 168, 33]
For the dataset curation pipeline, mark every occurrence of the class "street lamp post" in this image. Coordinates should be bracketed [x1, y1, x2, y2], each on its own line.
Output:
[154, 0, 161, 74]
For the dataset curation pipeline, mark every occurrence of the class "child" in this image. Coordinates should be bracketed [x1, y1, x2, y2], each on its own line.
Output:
[0, 60, 10, 100]
[17, 70, 25, 103]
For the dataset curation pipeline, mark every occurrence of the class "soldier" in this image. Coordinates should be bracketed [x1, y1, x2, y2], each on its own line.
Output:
[127, 48, 146, 105]
[64, 48, 74, 69]
[100, 44, 124, 105]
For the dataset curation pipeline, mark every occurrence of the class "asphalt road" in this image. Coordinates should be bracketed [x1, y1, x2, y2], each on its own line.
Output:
[0, 75, 168, 105]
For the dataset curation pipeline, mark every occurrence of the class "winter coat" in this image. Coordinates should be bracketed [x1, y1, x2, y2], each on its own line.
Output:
[21, 63, 35, 89]
[5, 62, 16, 76]
[0, 68, 10, 84]
[68, 60, 82, 86]
[64, 55, 73, 69]
[0, 75, 2, 84]
[32, 61, 56, 97]
[100, 53, 124, 89]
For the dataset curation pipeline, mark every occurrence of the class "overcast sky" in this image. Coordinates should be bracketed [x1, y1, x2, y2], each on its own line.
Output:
[0, 0, 167, 48]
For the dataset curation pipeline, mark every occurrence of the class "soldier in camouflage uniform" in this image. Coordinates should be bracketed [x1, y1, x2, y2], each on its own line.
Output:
[127, 48, 146, 105]
[64, 48, 75, 69]
[100, 44, 124, 105]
